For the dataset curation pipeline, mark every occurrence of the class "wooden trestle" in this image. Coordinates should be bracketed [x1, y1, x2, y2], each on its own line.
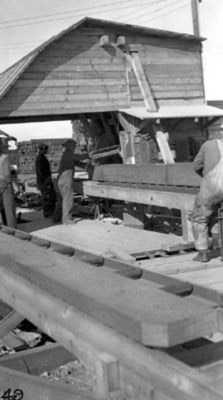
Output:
[0, 226, 223, 399]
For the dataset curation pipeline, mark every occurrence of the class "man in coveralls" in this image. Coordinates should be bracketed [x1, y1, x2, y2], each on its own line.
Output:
[192, 123, 223, 262]
[57, 139, 89, 224]
[0, 139, 16, 228]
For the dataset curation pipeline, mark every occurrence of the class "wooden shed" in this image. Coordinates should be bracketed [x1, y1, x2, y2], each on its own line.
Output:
[0, 17, 223, 163]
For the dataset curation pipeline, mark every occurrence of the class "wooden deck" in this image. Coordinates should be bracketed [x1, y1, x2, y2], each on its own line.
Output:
[139, 251, 223, 291]
[33, 219, 187, 260]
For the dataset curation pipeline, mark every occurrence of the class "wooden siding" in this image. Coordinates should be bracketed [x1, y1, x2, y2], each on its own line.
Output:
[128, 44, 204, 106]
[0, 23, 204, 119]
[0, 26, 129, 118]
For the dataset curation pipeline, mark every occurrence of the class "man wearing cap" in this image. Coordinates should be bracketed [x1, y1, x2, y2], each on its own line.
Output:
[57, 139, 89, 224]
[35, 143, 56, 218]
[0, 139, 16, 228]
[191, 123, 223, 262]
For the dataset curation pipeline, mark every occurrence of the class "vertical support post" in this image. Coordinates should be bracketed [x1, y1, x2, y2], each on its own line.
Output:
[95, 353, 124, 400]
[191, 0, 201, 36]
[181, 209, 194, 243]
[117, 112, 138, 164]
[155, 130, 175, 164]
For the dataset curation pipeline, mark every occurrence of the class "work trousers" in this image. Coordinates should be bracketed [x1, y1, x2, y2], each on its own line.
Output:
[58, 170, 73, 224]
[191, 193, 220, 251]
[0, 184, 17, 228]
[39, 178, 56, 218]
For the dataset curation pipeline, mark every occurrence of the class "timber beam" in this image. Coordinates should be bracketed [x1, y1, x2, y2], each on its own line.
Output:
[0, 264, 222, 400]
[0, 343, 75, 375]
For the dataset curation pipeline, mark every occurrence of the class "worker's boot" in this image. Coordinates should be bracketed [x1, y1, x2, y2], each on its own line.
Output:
[193, 250, 209, 263]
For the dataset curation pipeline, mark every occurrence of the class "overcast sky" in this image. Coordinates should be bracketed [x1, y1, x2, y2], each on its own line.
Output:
[0, 0, 222, 141]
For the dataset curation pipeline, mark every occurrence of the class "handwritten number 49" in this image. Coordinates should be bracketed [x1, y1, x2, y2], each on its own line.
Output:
[1, 389, 23, 400]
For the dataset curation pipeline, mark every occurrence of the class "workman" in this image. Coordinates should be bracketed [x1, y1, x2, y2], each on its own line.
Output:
[0, 139, 17, 228]
[35, 143, 56, 218]
[191, 123, 223, 262]
[56, 139, 89, 224]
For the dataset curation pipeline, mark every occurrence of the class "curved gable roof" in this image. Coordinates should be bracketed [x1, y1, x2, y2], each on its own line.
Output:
[0, 17, 204, 102]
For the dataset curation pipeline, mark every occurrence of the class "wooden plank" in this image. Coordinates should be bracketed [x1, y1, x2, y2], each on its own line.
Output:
[167, 163, 201, 186]
[38, 219, 182, 257]
[143, 56, 201, 66]
[93, 164, 167, 184]
[0, 365, 93, 400]
[0, 343, 75, 375]
[130, 82, 203, 91]
[118, 130, 135, 164]
[92, 164, 201, 187]
[167, 339, 223, 368]
[11, 86, 128, 97]
[0, 267, 222, 400]
[0, 105, 130, 118]
[14, 78, 127, 87]
[32, 61, 124, 70]
[0, 235, 218, 347]
[1, 92, 128, 105]
[0, 331, 27, 350]
[126, 52, 157, 111]
[83, 181, 196, 209]
[155, 91, 203, 99]
[130, 91, 203, 100]
[0, 99, 129, 112]
[144, 64, 202, 73]
[24, 69, 126, 77]
[32, 54, 124, 63]
[149, 77, 203, 84]
[0, 302, 13, 319]
[0, 310, 23, 339]
[155, 131, 175, 164]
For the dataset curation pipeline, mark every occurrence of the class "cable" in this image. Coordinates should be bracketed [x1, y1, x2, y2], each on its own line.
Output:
[139, 3, 188, 24]
[0, 0, 186, 48]
[0, 0, 145, 30]
[0, 0, 134, 24]
[119, 0, 168, 21]
[0, 0, 182, 30]
[0, 0, 172, 26]
[130, 0, 188, 25]
[0, 0, 190, 53]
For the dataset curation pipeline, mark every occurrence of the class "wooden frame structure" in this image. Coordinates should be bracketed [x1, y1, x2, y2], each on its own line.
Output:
[0, 227, 223, 399]
[83, 163, 200, 241]
[0, 231, 222, 400]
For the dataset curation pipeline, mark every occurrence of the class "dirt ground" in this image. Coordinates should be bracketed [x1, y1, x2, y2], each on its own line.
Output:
[42, 360, 95, 393]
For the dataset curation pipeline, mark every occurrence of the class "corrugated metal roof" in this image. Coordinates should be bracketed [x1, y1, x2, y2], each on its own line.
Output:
[119, 104, 223, 119]
[0, 17, 204, 103]
[0, 53, 37, 101]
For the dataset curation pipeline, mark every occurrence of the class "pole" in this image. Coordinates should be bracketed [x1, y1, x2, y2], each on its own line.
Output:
[191, 0, 202, 36]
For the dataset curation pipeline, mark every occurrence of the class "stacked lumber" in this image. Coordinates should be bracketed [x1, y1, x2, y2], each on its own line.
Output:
[0, 231, 223, 399]
[92, 163, 201, 187]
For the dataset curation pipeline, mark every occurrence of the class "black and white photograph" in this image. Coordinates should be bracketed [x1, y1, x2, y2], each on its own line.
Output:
[0, 1, 222, 398]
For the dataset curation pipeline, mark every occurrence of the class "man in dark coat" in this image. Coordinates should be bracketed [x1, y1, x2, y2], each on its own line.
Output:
[35, 143, 56, 218]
